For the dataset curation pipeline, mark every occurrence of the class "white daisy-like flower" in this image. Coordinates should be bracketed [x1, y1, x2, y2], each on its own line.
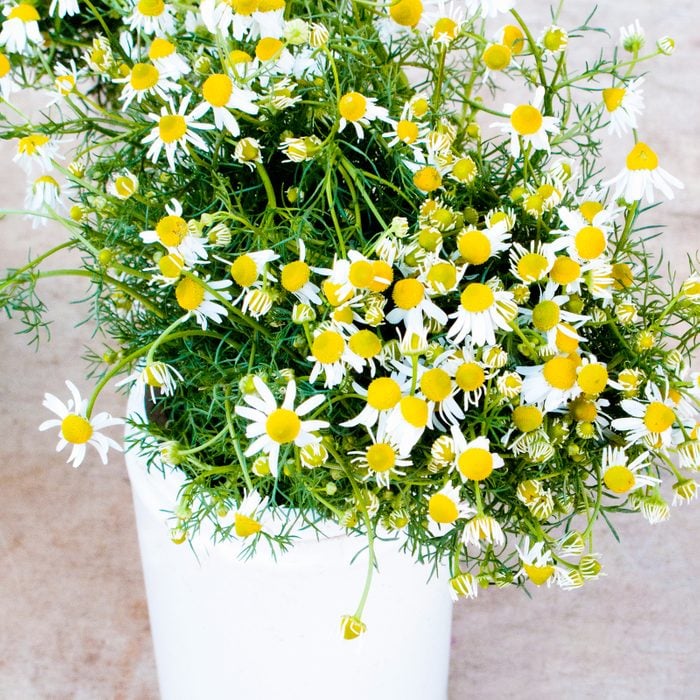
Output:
[385, 393, 431, 451]
[436, 347, 489, 409]
[341, 376, 402, 428]
[492, 86, 559, 158]
[315, 251, 394, 302]
[49, 0, 79, 17]
[337, 90, 391, 140]
[39, 380, 123, 468]
[602, 78, 644, 137]
[115, 62, 180, 110]
[525, 286, 589, 349]
[611, 382, 680, 449]
[142, 95, 214, 171]
[48, 61, 82, 105]
[465, 0, 515, 19]
[350, 418, 413, 489]
[140, 199, 208, 266]
[279, 240, 322, 305]
[229, 249, 279, 304]
[235, 377, 328, 478]
[450, 427, 505, 482]
[555, 205, 613, 263]
[421, 2, 467, 46]
[462, 513, 505, 550]
[382, 102, 426, 155]
[229, 490, 269, 538]
[148, 37, 190, 79]
[601, 445, 659, 495]
[174, 275, 233, 329]
[605, 141, 683, 203]
[518, 354, 582, 413]
[516, 538, 557, 587]
[446, 280, 517, 347]
[307, 327, 364, 388]
[426, 482, 474, 535]
[456, 220, 511, 267]
[126, 0, 176, 36]
[0, 51, 18, 99]
[107, 170, 139, 200]
[251, 37, 296, 81]
[509, 240, 563, 284]
[0, 3, 42, 54]
[386, 276, 448, 333]
[26, 174, 62, 226]
[117, 360, 184, 404]
[190, 73, 259, 137]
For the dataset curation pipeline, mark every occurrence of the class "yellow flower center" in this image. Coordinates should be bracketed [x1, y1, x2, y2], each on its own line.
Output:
[542, 356, 577, 390]
[202, 73, 233, 107]
[322, 280, 353, 307]
[339, 91, 367, 122]
[458, 447, 493, 481]
[389, 0, 422, 27]
[156, 215, 188, 247]
[413, 166, 442, 192]
[643, 402, 675, 433]
[396, 119, 419, 143]
[366, 443, 396, 472]
[626, 142, 659, 171]
[18, 133, 49, 156]
[428, 493, 458, 523]
[348, 259, 374, 289]
[532, 300, 560, 331]
[392, 278, 424, 310]
[611, 262, 634, 289]
[281, 260, 310, 292]
[460, 283, 494, 312]
[229, 49, 253, 65]
[575, 226, 606, 260]
[158, 252, 184, 279]
[366, 377, 401, 411]
[234, 513, 262, 538]
[512, 405, 543, 432]
[229, 0, 258, 14]
[175, 277, 205, 311]
[433, 17, 457, 41]
[411, 97, 429, 117]
[332, 306, 354, 324]
[452, 157, 476, 183]
[399, 396, 428, 428]
[604, 465, 635, 494]
[0, 53, 10, 78]
[577, 363, 608, 395]
[149, 38, 175, 60]
[61, 414, 93, 444]
[502, 24, 525, 54]
[349, 330, 381, 359]
[569, 396, 597, 422]
[137, 0, 165, 17]
[457, 230, 491, 264]
[257, 0, 284, 10]
[516, 253, 549, 282]
[312, 330, 345, 364]
[114, 175, 136, 198]
[367, 260, 393, 292]
[578, 200, 604, 224]
[426, 262, 456, 293]
[455, 362, 485, 392]
[144, 362, 166, 387]
[265, 408, 301, 443]
[8, 3, 40, 21]
[550, 256, 581, 285]
[420, 368, 452, 402]
[230, 255, 258, 287]
[482, 43, 511, 71]
[130, 63, 159, 91]
[523, 563, 555, 586]
[510, 104, 543, 136]
[555, 323, 579, 353]
[602, 87, 626, 112]
[158, 115, 187, 144]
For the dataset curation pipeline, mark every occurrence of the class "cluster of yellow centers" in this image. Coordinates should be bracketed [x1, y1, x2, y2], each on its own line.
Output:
[8, 3, 39, 21]
[138, 0, 166, 17]
[61, 414, 93, 444]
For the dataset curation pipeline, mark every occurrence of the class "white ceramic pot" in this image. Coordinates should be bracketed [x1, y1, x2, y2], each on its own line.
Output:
[125, 392, 453, 700]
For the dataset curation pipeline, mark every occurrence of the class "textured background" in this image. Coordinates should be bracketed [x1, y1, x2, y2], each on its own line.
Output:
[1, 2, 698, 698]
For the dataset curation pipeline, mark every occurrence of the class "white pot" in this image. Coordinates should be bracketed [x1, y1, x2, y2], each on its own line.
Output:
[125, 391, 453, 700]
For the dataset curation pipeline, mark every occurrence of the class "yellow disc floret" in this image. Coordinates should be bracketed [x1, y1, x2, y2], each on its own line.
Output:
[230, 255, 258, 287]
[158, 115, 187, 143]
[202, 74, 233, 107]
[265, 408, 301, 443]
[420, 368, 452, 402]
[604, 465, 635, 494]
[428, 493, 458, 523]
[366, 377, 401, 410]
[512, 405, 543, 432]
[542, 356, 577, 390]
[366, 443, 396, 472]
[175, 277, 205, 311]
[389, 0, 422, 27]
[312, 330, 345, 364]
[339, 91, 367, 122]
[281, 260, 310, 292]
[460, 283, 494, 312]
[626, 142, 659, 171]
[643, 402, 675, 433]
[510, 104, 543, 135]
[349, 330, 381, 359]
[458, 447, 493, 481]
[393, 278, 424, 310]
[577, 363, 608, 395]
[61, 414, 93, 444]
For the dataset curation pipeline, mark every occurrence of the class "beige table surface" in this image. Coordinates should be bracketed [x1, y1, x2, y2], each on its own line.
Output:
[1, 2, 699, 698]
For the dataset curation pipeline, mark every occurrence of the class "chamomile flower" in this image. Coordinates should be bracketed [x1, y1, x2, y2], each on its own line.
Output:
[556, 205, 613, 263]
[107, 170, 139, 200]
[601, 446, 659, 495]
[279, 240, 322, 305]
[307, 327, 364, 388]
[229, 249, 279, 303]
[492, 87, 559, 159]
[422, 2, 466, 46]
[0, 3, 42, 54]
[450, 427, 505, 482]
[518, 355, 582, 412]
[142, 96, 214, 172]
[350, 420, 413, 488]
[174, 275, 232, 329]
[602, 78, 644, 137]
[605, 142, 683, 203]
[386, 276, 448, 333]
[230, 490, 269, 538]
[39, 380, 123, 468]
[509, 240, 561, 283]
[337, 90, 391, 140]
[116, 361, 184, 403]
[341, 376, 403, 428]
[611, 383, 681, 449]
[148, 37, 190, 79]
[115, 62, 180, 110]
[455, 221, 511, 267]
[438, 348, 489, 408]
[525, 287, 589, 348]
[385, 393, 431, 450]
[620, 19, 645, 53]
[426, 483, 474, 535]
[465, 0, 515, 19]
[235, 377, 328, 478]
[516, 538, 557, 586]
[446, 280, 517, 346]
[0, 52, 17, 99]
[127, 0, 176, 36]
[462, 513, 505, 550]
[191, 73, 259, 136]
[49, 61, 82, 103]
[26, 174, 62, 225]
